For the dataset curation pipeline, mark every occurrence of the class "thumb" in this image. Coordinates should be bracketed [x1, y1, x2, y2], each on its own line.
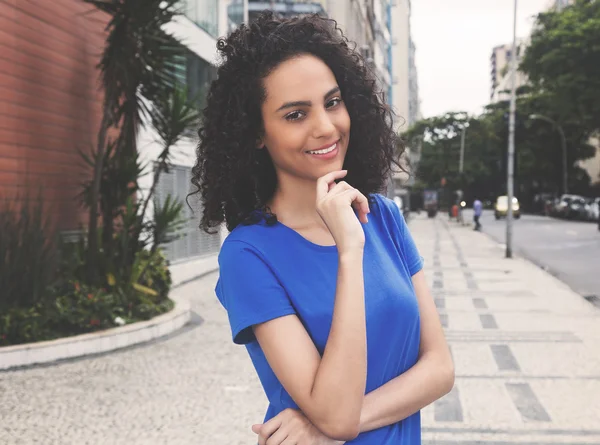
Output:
[251, 424, 262, 434]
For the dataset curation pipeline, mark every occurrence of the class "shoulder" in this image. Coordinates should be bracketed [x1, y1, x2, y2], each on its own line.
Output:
[369, 193, 405, 225]
[218, 220, 284, 268]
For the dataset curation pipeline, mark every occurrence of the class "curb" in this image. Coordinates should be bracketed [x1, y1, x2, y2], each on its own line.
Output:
[0, 260, 220, 371]
[443, 215, 600, 308]
[0, 297, 191, 371]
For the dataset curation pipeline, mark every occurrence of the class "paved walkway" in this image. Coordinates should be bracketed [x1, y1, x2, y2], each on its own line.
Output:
[1, 214, 599, 444]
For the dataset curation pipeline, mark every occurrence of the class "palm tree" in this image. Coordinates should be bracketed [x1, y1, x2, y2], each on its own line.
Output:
[83, 0, 188, 283]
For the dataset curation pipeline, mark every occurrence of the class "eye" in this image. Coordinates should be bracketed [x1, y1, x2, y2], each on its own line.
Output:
[326, 97, 343, 108]
[285, 111, 305, 121]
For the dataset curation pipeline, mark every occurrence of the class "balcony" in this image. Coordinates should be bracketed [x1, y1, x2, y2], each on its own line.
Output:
[184, 0, 219, 37]
[248, 0, 326, 18]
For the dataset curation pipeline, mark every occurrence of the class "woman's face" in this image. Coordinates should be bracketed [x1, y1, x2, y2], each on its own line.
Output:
[259, 54, 351, 183]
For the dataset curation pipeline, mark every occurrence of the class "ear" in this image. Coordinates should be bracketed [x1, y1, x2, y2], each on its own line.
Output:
[256, 133, 266, 150]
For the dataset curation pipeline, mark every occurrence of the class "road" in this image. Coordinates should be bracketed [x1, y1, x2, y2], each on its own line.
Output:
[460, 209, 600, 299]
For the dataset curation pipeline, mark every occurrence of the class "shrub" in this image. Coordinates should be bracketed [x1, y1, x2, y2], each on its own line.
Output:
[0, 193, 57, 310]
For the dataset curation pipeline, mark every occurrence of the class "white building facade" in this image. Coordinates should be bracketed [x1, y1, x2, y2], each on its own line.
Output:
[138, 0, 245, 267]
[490, 40, 529, 104]
[390, 0, 419, 132]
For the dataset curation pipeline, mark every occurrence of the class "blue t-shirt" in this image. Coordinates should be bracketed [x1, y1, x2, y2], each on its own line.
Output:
[215, 194, 424, 444]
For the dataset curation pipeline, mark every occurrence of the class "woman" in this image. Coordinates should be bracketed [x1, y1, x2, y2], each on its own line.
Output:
[191, 11, 454, 445]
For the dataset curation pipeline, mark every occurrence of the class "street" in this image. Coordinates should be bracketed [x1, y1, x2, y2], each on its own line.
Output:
[461, 209, 600, 300]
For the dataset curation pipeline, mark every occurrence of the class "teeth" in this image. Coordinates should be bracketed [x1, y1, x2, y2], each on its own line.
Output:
[308, 143, 336, 155]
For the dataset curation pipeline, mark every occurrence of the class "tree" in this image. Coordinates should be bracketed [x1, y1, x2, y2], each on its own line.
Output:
[402, 112, 504, 204]
[83, 0, 185, 283]
[403, 94, 595, 209]
[521, 0, 600, 133]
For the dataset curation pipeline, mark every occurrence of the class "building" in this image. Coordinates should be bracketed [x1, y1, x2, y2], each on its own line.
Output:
[408, 35, 420, 126]
[391, 0, 409, 132]
[326, 0, 371, 52]
[389, 0, 419, 196]
[366, 0, 393, 108]
[248, 0, 326, 22]
[390, 0, 419, 132]
[141, 0, 234, 264]
[0, 0, 108, 231]
[490, 40, 529, 103]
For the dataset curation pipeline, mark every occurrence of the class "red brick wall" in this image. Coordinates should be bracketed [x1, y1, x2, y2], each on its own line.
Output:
[0, 0, 107, 231]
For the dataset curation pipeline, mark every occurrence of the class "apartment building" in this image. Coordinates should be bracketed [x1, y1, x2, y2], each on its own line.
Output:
[490, 40, 528, 103]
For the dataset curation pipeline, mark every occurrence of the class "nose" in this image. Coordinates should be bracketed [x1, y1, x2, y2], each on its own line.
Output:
[312, 108, 336, 139]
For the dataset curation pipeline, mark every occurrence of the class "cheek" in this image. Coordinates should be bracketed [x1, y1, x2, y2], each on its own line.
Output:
[337, 107, 351, 133]
[264, 121, 306, 158]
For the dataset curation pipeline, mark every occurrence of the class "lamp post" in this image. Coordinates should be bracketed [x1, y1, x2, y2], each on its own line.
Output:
[529, 114, 568, 195]
[506, 0, 518, 259]
[459, 125, 467, 174]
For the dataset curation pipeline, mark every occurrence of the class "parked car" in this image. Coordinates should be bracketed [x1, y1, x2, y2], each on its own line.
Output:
[586, 197, 600, 222]
[533, 193, 556, 215]
[495, 195, 520, 219]
[554, 194, 580, 219]
[568, 196, 589, 220]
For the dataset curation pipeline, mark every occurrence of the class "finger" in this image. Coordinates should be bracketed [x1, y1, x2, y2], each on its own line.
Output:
[327, 180, 353, 196]
[252, 424, 262, 434]
[340, 189, 370, 224]
[258, 417, 282, 445]
[265, 426, 289, 445]
[317, 170, 347, 200]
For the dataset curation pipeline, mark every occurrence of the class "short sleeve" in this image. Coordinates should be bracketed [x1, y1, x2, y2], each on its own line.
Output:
[216, 240, 296, 345]
[377, 195, 424, 276]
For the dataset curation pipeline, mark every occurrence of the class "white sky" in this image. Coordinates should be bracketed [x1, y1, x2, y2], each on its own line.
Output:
[411, 0, 552, 117]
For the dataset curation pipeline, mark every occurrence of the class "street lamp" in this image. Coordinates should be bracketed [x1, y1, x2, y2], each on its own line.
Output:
[529, 114, 568, 195]
[506, 0, 518, 259]
[459, 125, 468, 174]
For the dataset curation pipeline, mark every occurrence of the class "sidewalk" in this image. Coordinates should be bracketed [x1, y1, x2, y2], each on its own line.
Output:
[413, 214, 600, 444]
[0, 214, 599, 444]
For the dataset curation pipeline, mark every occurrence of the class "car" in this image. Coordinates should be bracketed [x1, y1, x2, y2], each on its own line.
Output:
[494, 195, 520, 220]
[585, 197, 599, 222]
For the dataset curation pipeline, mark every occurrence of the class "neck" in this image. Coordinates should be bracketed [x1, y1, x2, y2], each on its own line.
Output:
[269, 171, 322, 227]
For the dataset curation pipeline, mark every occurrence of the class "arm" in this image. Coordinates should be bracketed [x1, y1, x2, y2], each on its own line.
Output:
[254, 250, 366, 441]
[358, 270, 455, 432]
[253, 173, 370, 441]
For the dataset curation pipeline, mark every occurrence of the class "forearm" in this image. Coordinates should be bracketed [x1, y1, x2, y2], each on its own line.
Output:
[359, 352, 454, 433]
[311, 250, 367, 436]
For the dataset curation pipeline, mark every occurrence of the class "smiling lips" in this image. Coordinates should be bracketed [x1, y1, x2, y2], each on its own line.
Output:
[306, 140, 340, 159]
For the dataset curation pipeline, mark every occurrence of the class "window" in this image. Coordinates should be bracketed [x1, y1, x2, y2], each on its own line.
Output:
[155, 164, 221, 262]
[185, 0, 219, 37]
[173, 49, 218, 113]
[227, 0, 245, 33]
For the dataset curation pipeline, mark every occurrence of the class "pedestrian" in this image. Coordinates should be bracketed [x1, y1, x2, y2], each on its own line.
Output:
[190, 12, 454, 445]
[473, 198, 483, 231]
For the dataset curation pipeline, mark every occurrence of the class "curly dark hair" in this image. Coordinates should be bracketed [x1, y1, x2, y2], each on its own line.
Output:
[190, 11, 404, 233]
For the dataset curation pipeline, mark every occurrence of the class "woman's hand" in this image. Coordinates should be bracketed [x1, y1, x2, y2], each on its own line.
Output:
[252, 408, 346, 445]
[316, 170, 370, 255]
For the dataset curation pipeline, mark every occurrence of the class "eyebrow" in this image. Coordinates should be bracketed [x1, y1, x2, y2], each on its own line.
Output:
[276, 86, 341, 112]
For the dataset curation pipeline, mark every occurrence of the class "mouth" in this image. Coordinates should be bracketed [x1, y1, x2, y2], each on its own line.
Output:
[305, 140, 340, 158]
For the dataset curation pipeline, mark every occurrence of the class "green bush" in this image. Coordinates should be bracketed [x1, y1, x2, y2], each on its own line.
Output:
[0, 193, 57, 310]
[0, 253, 175, 347]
